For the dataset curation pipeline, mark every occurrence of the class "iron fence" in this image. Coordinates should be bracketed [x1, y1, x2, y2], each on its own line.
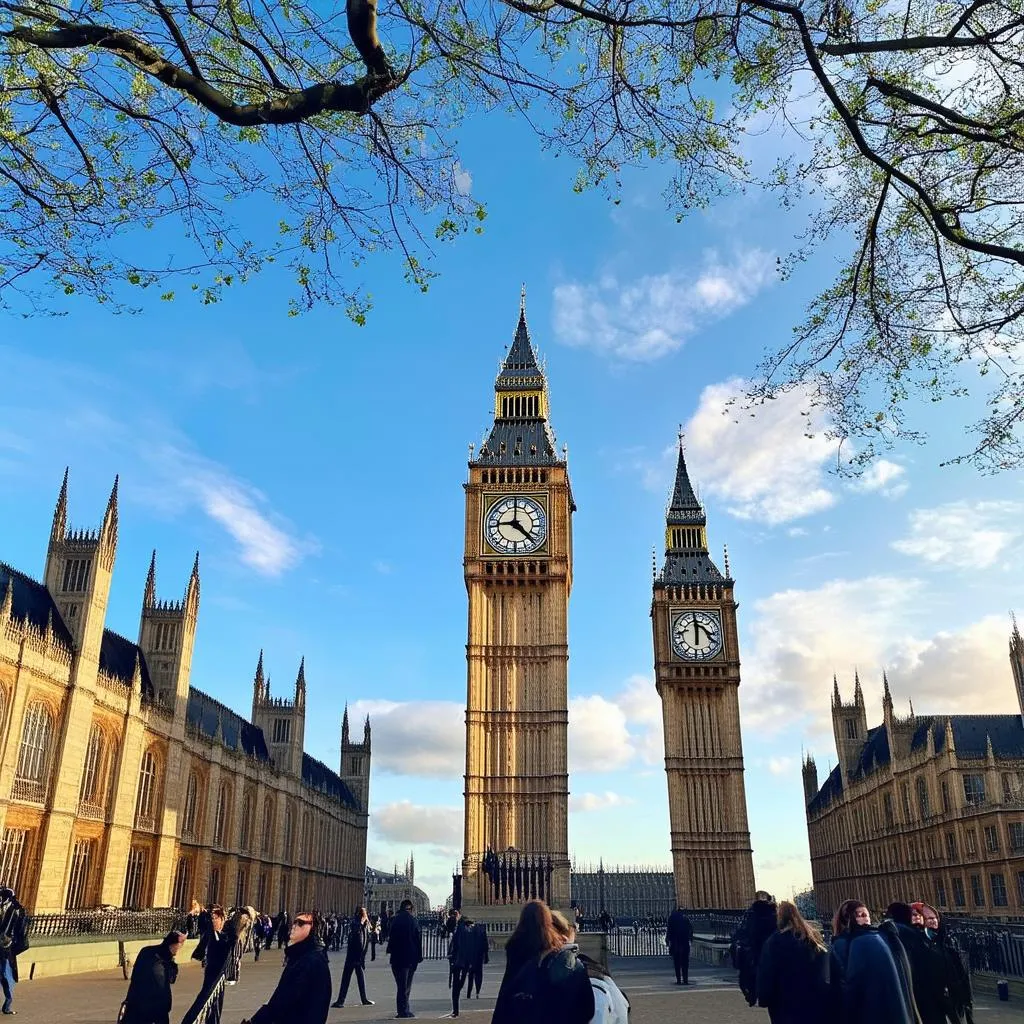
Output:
[27, 907, 183, 941]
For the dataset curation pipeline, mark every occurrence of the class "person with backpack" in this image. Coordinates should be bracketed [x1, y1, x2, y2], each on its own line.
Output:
[755, 901, 830, 1024]
[553, 910, 628, 1024]
[492, 900, 595, 1024]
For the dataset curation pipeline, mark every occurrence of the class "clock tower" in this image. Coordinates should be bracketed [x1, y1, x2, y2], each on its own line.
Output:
[652, 440, 756, 909]
[461, 294, 573, 910]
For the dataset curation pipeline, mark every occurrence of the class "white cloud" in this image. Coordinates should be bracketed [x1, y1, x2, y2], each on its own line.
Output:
[892, 501, 1022, 569]
[613, 674, 664, 765]
[851, 459, 908, 499]
[552, 249, 775, 361]
[685, 377, 838, 524]
[373, 801, 462, 850]
[350, 699, 463, 778]
[743, 577, 1018, 738]
[453, 162, 473, 196]
[570, 791, 635, 813]
[767, 757, 796, 777]
[568, 695, 633, 772]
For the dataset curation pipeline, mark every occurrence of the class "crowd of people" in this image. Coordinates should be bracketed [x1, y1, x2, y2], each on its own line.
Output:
[732, 891, 975, 1024]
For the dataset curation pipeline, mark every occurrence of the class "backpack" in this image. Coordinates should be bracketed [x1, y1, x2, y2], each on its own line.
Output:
[579, 956, 629, 1024]
[506, 952, 556, 1023]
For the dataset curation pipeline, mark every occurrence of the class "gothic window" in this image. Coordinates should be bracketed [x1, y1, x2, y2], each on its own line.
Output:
[901, 782, 911, 820]
[925, 835, 936, 861]
[14, 700, 55, 801]
[883, 793, 894, 828]
[1009, 822, 1024, 852]
[272, 719, 291, 744]
[941, 780, 950, 812]
[945, 832, 956, 861]
[208, 865, 221, 906]
[172, 856, 191, 909]
[970, 873, 985, 907]
[845, 719, 857, 740]
[282, 805, 294, 861]
[62, 558, 91, 592]
[239, 790, 254, 852]
[990, 873, 1008, 907]
[935, 877, 947, 908]
[261, 797, 274, 854]
[916, 776, 930, 818]
[123, 846, 148, 907]
[154, 621, 178, 653]
[952, 877, 965, 907]
[963, 774, 987, 806]
[350, 756, 363, 776]
[134, 749, 159, 831]
[984, 826, 1000, 853]
[65, 839, 93, 910]
[0, 829, 29, 892]
[301, 810, 312, 865]
[966, 829, 977, 855]
[235, 866, 247, 907]
[79, 723, 107, 813]
[182, 772, 200, 840]
[213, 783, 231, 847]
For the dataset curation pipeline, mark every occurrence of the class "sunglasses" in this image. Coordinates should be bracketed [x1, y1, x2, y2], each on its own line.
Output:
[292, 918, 313, 928]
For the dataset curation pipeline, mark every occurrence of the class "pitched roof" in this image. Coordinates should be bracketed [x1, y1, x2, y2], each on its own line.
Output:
[850, 724, 891, 780]
[0, 562, 74, 649]
[100, 630, 155, 700]
[657, 446, 726, 584]
[910, 714, 1024, 759]
[187, 688, 271, 762]
[808, 763, 843, 814]
[666, 447, 704, 525]
[659, 550, 727, 585]
[302, 753, 359, 810]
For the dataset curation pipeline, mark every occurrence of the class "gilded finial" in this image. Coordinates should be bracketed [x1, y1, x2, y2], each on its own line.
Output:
[678, 424, 685, 450]
[520, 282, 527, 316]
[723, 544, 731, 577]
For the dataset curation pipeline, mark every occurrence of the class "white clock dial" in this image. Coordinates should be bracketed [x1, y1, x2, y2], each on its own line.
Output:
[670, 610, 723, 661]
[484, 496, 547, 554]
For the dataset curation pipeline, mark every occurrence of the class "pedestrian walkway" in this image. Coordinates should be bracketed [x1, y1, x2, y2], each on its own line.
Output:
[6, 946, 1021, 1023]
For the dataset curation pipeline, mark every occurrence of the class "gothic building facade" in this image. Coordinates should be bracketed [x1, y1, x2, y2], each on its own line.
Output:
[0, 472, 369, 914]
[652, 444, 756, 910]
[803, 630, 1024, 921]
[365, 859, 431, 916]
[461, 298, 573, 910]
[570, 863, 676, 920]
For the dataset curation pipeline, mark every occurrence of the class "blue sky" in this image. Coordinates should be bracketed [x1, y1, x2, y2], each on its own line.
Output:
[1, 106, 1022, 909]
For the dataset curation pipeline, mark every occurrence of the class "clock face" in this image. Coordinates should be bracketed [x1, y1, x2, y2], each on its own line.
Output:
[484, 496, 548, 554]
[671, 610, 723, 661]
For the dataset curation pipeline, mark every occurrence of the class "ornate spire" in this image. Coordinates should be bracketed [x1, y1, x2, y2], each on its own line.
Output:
[253, 649, 265, 703]
[853, 669, 864, 705]
[666, 439, 703, 524]
[185, 552, 200, 614]
[364, 713, 371, 744]
[832, 674, 841, 705]
[143, 550, 157, 609]
[295, 656, 306, 702]
[51, 467, 69, 543]
[0, 576, 12, 621]
[101, 475, 119, 546]
[723, 544, 731, 578]
[882, 670, 892, 707]
[499, 291, 542, 382]
[342, 703, 350, 746]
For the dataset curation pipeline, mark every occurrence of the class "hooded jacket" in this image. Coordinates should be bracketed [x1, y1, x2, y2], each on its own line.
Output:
[250, 935, 332, 1024]
[831, 923, 920, 1024]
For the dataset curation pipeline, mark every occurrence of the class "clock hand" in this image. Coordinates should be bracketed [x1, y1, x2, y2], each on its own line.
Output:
[510, 518, 532, 538]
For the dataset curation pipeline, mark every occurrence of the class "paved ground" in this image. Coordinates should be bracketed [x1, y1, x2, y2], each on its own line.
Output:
[6, 949, 1021, 1022]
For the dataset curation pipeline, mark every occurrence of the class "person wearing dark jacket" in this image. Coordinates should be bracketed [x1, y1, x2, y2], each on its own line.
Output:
[121, 931, 186, 1024]
[734, 892, 778, 1005]
[830, 900, 918, 1024]
[331, 907, 375, 1008]
[666, 906, 694, 985]
[275, 911, 290, 949]
[387, 899, 423, 1019]
[242, 912, 332, 1024]
[466, 922, 489, 998]
[0, 887, 28, 1016]
[919, 905, 971, 1024]
[181, 906, 235, 1024]
[887, 902, 947, 1024]
[448, 917, 477, 1018]
[756, 901, 830, 1024]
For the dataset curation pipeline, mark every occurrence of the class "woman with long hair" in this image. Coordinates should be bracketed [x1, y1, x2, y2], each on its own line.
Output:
[330, 906, 375, 1008]
[755, 901, 829, 1024]
[491, 900, 594, 1024]
[831, 900, 919, 1024]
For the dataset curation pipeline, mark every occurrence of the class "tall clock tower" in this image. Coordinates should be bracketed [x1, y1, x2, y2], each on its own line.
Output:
[652, 440, 755, 909]
[461, 295, 573, 909]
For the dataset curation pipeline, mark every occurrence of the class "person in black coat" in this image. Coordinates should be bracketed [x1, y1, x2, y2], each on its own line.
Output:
[756, 901, 830, 1024]
[242, 913, 333, 1024]
[887, 902, 947, 1024]
[331, 906, 375, 1008]
[666, 906, 694, 985]
[734, 892, 778, 1005]
[121, 930, 186, 1024]
[0, 887, 28, 1016]
[276, 911, 290, 949]
[387, 899, 423, 1019]
[466, 922, 489, 998]
[448, 917, 476, 1017]
[830, 900, 917, 1024]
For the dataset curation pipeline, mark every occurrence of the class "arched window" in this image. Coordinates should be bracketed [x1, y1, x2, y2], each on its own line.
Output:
[134, 749, 159, 831]
[916, 776, 930, 818]
[239, 789, 254, 852]
[14, 700, 54, 801]
[182, 772, 200, 840]
[261, 797, 274, 854]
[282, 805, 294, 862]
[78, 723, 107, 815]
[301, 810, 312, 865]
[213, 783, 231, 847]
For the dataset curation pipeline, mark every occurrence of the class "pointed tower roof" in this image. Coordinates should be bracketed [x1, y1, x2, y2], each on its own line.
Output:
[666, 440, 703, 525]
[51, 467, 69, 542]
[255, 649, 265, 686]
[475, 289, 562, 468]
[143, 550, 157, 608]
[657, 433, 724, 585]
[832, 674, 841, 706]
[296, 656, 306, 689]
[853, 669, 864, 705]
[342, 703, 350, 746]
[882, 670, 892, 707]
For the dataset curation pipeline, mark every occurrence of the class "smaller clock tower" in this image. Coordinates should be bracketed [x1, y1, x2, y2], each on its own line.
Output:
[652, 439, 756, 910]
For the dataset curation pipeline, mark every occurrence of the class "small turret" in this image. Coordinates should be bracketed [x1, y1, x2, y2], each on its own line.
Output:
[0, 576, 13, 623]
[143, 550, 157, 609]
[342, 704, 350, 746]
[99, 475, 119, 568]
[295, 656, 306, 707]
[1010, 612, 1024, 727]
[51, 467, 69, 544]
[364, 713, 371, 748]
[832, 674, 868, 781]
[251, 650, 266, 715]
[249, 652, 306, 776]
[802, 753, 819, 806]
[340, 705, 371, 811]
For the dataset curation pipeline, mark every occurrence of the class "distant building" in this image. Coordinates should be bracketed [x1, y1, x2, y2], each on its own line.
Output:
[0, 471, 369, 914]
[803, 626, 1024, 921]
[365, 857, 431, 915]
[571, 862, 675, 919]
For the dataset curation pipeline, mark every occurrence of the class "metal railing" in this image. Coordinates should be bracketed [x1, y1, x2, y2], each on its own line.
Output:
[26, 907, 182, 940]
